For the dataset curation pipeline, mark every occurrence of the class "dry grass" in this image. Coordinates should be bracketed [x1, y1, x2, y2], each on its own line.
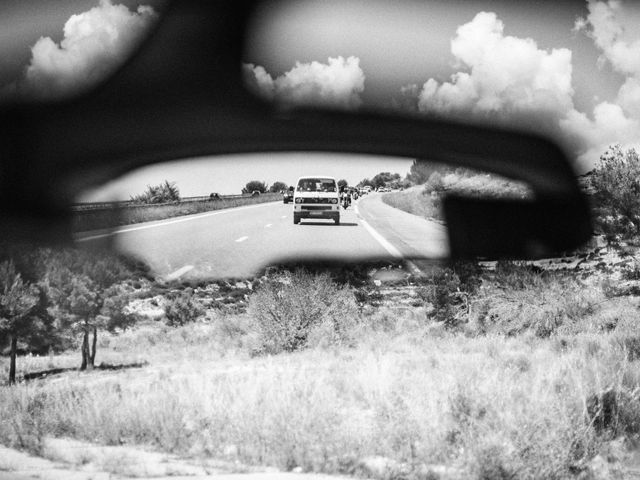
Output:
[2, 266, 639, 478]
[382, 186, 440, 221]
[2, 310, 639, 479]
[73, 193, 281, 232]
[383, 171, 531, 222]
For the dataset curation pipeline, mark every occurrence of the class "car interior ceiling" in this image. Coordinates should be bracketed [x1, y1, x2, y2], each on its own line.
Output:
[0, 0, 592, 260]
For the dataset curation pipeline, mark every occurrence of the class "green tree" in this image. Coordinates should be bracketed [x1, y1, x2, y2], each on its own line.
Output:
[243, 180, 268, 194]
[407, 159, 443, 185]
[590, 144, 640, 241]
[269, 181, 288, 193]
[337, 179, 348, 189]
[40, 249, 135, 370]
[372, 172, 400, 188]
[0, 261, 39, 384]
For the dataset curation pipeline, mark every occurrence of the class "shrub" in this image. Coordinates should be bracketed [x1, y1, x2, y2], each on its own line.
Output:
[586, 388, 640, 436]
[164, 290, 205, 326]
[470, 263, 602, 337]
[589, 144, 640, 241]
[248, 270, 359, 354]
[417, 262, 481, 327]
[621, 259, 640, 280]
[242, 180, 268, 194]
[130, 180, 180, 205]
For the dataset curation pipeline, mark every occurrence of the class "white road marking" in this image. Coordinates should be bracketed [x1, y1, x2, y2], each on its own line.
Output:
[354, 205, 402, 258]
[75, 201, 277, 242]
[265, 224, 272, 228]
[165, 265, 194, 281]
[405, 260, 423, 275]
[235, 236, 248, 243]
[281, 215, 287, 219]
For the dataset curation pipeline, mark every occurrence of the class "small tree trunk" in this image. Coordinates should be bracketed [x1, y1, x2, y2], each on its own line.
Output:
[9, 335, 18, 385]
[80, 329, 90, 370]
[89, 326, 97, 368]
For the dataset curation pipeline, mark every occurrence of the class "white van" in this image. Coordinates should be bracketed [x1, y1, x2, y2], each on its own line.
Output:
[293, 176, 340, 225]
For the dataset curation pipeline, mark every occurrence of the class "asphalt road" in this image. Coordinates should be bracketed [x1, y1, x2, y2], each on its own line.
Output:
[75, 194, 449, 280]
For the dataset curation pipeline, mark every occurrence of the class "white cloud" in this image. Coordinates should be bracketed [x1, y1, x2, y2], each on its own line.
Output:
[22, 0, 156, 99]
[415, 12, 574, 120]
[564, 0, 640, 168]
[560, 102, 640, 165]
[244, 56, 365, 110]
[403, 6, 640, 171]
[576, 0, 640, 76]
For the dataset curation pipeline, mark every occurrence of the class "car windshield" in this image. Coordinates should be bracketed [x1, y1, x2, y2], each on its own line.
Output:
[296, 178, 337, 192]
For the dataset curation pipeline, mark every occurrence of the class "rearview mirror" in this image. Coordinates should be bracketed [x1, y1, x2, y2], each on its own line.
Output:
[0, 1, 591, 263]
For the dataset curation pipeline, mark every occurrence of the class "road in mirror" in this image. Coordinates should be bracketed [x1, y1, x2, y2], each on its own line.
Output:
[74, 152, 532, 281]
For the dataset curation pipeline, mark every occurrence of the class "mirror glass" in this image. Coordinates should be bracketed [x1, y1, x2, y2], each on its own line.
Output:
[75, 153, 531, 281]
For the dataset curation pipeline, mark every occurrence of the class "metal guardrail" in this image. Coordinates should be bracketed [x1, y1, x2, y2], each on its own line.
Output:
[72, 193, 274, 211]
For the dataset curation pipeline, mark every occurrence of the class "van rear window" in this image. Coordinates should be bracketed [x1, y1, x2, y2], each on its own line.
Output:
[296, 178, 337, 192]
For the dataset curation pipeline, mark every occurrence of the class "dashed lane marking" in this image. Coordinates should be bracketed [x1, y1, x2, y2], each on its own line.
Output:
[265, 224, 272, 228]
[235, 236, 249, 243]
[354, 205, 402, 259]
[165, 265, 194, 281]
[281, 215, 287, 219]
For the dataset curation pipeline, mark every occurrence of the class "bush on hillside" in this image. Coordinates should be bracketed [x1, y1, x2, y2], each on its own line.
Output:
[164, 290, 205, 327]
[417, 262, 481, 327]
[248, 270, 359, 354]
[470, 262, 602, 337]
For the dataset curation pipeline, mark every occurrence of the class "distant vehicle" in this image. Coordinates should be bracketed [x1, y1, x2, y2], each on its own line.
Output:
[251, 190, 260, 197]
[340, 186, 352, 209]
[293, 176, 340, 225]
[283, 186, 294, 203]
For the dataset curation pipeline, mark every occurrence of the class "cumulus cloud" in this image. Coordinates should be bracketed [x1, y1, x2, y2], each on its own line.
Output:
[576, 0, 640, 75]
[413, 12, 574, 120]
[244, 56, 365, 110]
[21, 0, 156, 99]
[401, 5, 640, 171]
[564, 0, 640, 168]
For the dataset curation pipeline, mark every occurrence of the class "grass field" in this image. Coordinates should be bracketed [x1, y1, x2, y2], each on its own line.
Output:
[2, 263, 640, 479]
[73, 193, 281, 232]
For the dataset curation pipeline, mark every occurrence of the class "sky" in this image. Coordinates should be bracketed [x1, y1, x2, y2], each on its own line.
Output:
[1, 0, 639, 199]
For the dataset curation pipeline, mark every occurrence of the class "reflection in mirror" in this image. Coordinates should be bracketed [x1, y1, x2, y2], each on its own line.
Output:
[74, 153, 531, 281]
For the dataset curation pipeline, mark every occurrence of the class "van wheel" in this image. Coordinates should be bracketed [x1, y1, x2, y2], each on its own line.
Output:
[294, 216, 300, 224]
[334, 218, 340, 225]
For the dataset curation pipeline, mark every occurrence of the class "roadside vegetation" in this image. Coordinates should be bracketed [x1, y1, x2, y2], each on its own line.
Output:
[3, 144, 640, 478]
[382, 167, 531, 222]
[2, 253, 640, 478]
[130, 180, 181, 205]
[73, 192, 281, 232]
